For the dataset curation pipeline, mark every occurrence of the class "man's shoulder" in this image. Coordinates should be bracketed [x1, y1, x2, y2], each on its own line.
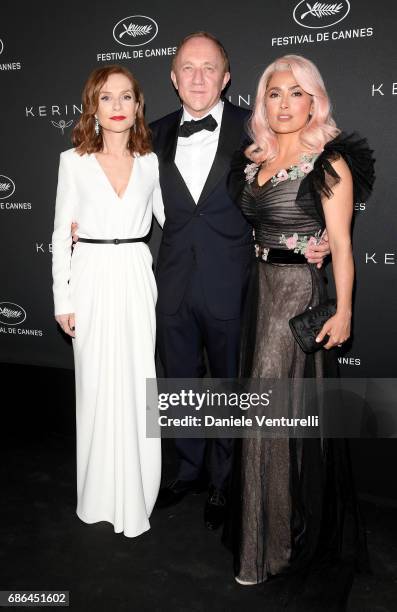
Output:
[222, 99, 251, 125]
[149, 101, 249, 129]
[149, 109, 181, 133]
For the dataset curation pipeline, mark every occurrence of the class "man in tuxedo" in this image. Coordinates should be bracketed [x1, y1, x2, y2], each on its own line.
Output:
[151, 32, 251, 529]
[151, 32, 329, 529]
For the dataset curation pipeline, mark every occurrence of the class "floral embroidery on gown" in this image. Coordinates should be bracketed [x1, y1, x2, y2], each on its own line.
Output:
[225, 134, 375, 608]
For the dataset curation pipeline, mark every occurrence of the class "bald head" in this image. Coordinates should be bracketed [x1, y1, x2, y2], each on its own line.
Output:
[171, 35, 231, 118]
[172, 31, 230, 74]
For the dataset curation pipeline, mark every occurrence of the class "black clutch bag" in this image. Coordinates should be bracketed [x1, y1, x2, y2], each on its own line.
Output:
[289, 299, 337, 353]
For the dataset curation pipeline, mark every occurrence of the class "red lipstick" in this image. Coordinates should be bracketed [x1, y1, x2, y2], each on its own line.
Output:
[110, 116, 126, 120]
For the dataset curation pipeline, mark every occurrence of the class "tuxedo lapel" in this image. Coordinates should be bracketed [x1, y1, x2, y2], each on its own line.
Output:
[159, 108, 197, 210]
[161, 109, 181, 164]
[197, 100, 246, 207]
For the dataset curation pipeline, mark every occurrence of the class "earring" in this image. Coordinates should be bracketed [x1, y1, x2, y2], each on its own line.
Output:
[94, 116, 100, 136]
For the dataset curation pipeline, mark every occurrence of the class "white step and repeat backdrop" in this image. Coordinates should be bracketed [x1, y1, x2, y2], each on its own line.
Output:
[0, 0, 395, 375]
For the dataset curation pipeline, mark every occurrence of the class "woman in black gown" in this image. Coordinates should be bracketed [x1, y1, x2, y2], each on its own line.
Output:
[227, 54, 375, 608]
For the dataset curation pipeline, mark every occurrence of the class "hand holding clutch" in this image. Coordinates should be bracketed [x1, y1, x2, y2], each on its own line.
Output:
[315, 307, 351, 350]
[289, 300, 337, 353]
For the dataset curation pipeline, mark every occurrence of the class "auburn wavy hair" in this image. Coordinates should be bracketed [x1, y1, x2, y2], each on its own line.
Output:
[249, 54, 340, 163]
[72, 65, 152, 156]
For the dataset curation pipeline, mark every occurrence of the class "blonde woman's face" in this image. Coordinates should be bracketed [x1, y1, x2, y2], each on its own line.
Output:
[265, 70, 313, 135]
[96, 73, 139, 133]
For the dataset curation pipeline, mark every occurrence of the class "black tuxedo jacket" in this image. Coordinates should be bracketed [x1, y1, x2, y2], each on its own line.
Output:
[150, 100, 252, 320]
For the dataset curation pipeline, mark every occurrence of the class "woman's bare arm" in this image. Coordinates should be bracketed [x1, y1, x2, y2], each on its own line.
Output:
[316, 157, 354, 349]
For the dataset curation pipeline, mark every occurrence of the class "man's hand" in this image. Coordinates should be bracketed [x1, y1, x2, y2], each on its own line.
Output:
[305, 230, 330, 269]
[71, 221, 79, 243]
[244, 143, 265, 165]
[55, 313, 75, 338]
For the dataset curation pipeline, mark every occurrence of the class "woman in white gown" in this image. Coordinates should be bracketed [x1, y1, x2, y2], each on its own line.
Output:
[52, 65, 164, 538]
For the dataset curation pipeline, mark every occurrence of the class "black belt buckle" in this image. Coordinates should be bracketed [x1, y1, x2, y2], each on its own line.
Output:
[113, 238, 120, 245]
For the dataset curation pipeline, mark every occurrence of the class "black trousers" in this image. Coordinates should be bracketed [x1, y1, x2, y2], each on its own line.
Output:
[156, 270, 241, 490]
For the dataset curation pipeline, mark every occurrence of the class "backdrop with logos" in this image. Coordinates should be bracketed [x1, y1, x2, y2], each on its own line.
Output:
[0, 0, 396, 378]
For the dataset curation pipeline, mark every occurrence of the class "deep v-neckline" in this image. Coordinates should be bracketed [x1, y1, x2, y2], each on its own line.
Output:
[256, 152, 318, 188]
[93, 153, 135, 200]
[256, 160, 298, 188]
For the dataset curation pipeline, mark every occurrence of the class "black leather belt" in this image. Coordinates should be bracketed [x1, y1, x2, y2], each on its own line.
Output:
[256, 246, 307, 264]
[78, 234, 149, 245]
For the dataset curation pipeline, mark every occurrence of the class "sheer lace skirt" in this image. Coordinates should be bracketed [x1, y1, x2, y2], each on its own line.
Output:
[236, 262, 327, 583]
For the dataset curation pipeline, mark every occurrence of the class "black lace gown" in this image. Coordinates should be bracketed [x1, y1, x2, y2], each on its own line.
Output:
[226, 134, 375, 608]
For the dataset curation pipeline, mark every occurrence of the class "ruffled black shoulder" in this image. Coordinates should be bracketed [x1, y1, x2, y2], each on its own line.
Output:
[312, 132, 375, 201]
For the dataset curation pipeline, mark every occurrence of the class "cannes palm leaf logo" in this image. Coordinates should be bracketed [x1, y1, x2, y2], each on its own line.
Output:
[0, 175, 16, 198]
[0, 302, 26, 325]
[0, 306, 22, 319]
[301, 2, 343, 19]
[113, 16, 158, 47]
[119, 23, 153, 38]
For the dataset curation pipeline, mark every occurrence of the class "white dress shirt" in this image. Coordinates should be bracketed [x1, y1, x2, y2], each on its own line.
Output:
[174, 100, 224, 204]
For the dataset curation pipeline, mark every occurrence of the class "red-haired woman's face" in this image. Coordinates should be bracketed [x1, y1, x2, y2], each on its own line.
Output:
[265, 70, 313, 135]
[96, 73, 139, 134]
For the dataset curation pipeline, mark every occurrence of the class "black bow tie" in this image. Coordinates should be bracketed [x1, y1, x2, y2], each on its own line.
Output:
[178, 114, 218, 138]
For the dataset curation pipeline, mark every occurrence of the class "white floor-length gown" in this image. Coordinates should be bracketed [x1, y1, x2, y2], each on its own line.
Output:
[52, 148, 164, 538]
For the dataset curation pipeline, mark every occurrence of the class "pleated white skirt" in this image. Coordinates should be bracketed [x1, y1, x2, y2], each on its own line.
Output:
[71, 241, 161, 537]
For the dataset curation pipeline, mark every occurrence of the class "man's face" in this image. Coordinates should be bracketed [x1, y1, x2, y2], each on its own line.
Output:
[171, 37, 230, 118]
